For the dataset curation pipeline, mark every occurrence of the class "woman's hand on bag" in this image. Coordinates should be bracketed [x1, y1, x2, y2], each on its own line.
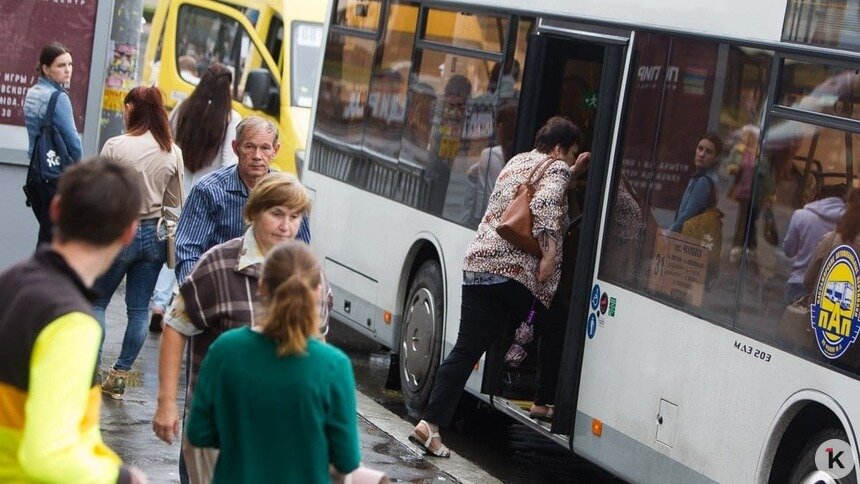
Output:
[571, 152, 591, 177]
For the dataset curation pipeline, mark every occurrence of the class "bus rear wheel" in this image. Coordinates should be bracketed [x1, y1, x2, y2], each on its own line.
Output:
[789, 428, 857, 484]
[399, 259, 444, 419]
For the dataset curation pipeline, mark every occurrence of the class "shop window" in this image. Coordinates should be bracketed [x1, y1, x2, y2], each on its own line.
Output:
[598, 33, 773, 327]
[362, 2, 419, 159]
[315, 32, 376, 145]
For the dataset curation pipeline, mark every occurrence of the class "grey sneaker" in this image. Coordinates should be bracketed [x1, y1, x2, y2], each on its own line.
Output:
[101, 369, 128, 399]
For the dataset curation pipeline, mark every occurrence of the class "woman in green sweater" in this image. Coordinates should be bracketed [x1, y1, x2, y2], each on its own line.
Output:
[186, 241, 360, 482]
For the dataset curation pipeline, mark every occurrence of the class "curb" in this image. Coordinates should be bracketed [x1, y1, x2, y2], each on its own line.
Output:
[355, 391, 502, 484]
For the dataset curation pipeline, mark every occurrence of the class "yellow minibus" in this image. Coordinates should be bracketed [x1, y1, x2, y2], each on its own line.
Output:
[143, 0, 325, 172]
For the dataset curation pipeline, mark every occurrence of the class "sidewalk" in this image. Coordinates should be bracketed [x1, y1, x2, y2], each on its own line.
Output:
[98, 282, 496, 483]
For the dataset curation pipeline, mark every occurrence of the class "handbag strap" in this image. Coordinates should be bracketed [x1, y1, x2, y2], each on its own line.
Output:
[526, 156, 559, 187]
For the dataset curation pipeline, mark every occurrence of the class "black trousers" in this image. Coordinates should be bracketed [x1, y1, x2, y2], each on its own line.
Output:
[423, 280, 561, 427]
[26, 180, 56, 246]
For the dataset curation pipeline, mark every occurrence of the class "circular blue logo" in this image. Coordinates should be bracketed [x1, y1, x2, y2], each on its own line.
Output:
[811, 244, 860, 359]
[591, 284, 601, 310]
[587, 313, 597, 339]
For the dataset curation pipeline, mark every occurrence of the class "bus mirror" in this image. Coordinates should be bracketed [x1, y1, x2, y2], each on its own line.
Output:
[245, 69, 280, 117]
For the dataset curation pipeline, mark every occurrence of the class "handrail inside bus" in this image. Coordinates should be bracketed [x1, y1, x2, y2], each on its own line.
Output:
[312, 130, 426, 174]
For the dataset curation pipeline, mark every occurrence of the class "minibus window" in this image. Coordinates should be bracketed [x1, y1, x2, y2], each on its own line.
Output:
[177, 5, 277, 110]
[292, 22, 324, 108]
[267, 15, 284, 68]
[783, 0, 860, 51]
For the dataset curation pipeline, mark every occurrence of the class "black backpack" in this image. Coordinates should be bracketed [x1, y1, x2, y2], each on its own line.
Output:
[23, 89, 75, 206]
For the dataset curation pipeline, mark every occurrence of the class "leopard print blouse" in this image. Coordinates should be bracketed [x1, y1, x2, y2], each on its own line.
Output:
[462, 149, 571, 307]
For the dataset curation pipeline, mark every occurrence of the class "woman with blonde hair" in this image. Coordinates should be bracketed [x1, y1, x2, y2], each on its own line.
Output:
[153, 171, 330, 483]
[186, 241, 359, 483]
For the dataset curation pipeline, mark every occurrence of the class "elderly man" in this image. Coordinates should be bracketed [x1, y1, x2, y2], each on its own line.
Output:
[173, 115, 310, 284]
[0, 158, 147, 483]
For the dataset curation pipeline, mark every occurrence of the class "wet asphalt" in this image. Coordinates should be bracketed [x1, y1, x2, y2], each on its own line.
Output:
[98, 283, 454, 483]
[99, 282, 619, 483]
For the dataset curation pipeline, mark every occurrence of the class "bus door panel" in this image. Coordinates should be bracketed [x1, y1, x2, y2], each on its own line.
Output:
[513, 33, 627, 436]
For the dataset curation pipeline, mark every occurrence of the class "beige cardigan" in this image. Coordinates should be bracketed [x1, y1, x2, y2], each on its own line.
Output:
[100, 131, 184, 219]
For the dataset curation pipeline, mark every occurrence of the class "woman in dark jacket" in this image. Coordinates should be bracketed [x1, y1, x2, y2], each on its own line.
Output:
[23, 42, 83, 245]
[669, 133, 724, 233]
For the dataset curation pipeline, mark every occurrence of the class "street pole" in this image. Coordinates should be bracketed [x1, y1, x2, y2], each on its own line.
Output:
[98, 0, 144, 150]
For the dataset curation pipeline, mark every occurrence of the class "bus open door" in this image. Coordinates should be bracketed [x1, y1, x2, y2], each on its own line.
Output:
[509, 22, 628, 440]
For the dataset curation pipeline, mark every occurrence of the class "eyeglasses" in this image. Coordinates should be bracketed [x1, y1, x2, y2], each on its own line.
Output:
[240, 143, 275, 155]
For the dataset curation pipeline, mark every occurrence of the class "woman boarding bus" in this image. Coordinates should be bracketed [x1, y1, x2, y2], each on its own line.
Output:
[304, 0, 860, 481]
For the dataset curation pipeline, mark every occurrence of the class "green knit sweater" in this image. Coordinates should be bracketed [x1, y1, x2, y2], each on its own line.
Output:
[186, 327, 361, 483]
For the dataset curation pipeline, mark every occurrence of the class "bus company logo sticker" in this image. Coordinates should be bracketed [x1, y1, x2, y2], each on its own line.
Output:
[608, 297, 617, 317]
[591, 284, 600, 310]
[815, 438, 854, 479]
[587, 313, 597, 339]
[811, 245, 860, 359]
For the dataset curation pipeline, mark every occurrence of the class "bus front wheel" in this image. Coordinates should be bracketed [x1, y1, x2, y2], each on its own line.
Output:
[399, 259, 444, 419]
[789, 428, 857, 484]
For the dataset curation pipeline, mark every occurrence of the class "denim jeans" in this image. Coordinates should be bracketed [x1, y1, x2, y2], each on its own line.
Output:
[93, 221, 166, 371]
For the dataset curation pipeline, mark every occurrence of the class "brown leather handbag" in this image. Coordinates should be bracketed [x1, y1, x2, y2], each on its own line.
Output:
[496, 156, 558, 257]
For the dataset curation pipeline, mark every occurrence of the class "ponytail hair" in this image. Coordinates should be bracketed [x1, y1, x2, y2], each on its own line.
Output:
[124, 85, 173, 152]
[259, 241, 321, 356]
[174, 63, 234, 172]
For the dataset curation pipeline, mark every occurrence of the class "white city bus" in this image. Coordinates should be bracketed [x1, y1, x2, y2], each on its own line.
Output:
[302, 0, 860, 481]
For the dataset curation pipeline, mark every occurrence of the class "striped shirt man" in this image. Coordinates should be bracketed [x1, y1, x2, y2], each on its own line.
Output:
[174, 164, 310, 282]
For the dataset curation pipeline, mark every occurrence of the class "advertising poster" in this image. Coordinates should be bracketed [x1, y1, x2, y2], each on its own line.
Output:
[618, 33, 718, 209]
[0, 1, 99, 130]
[648, 229, 709, 306]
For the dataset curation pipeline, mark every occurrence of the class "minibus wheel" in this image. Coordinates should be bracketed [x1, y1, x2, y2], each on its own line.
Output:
[399, 259, 444, 419]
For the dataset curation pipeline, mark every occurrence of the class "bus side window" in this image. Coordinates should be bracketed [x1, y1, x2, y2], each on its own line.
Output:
[399, 8, 515, 224]
[362, 1, 419, 160]
[315, 33, 376, 146]
[599, 32, 773, 328]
